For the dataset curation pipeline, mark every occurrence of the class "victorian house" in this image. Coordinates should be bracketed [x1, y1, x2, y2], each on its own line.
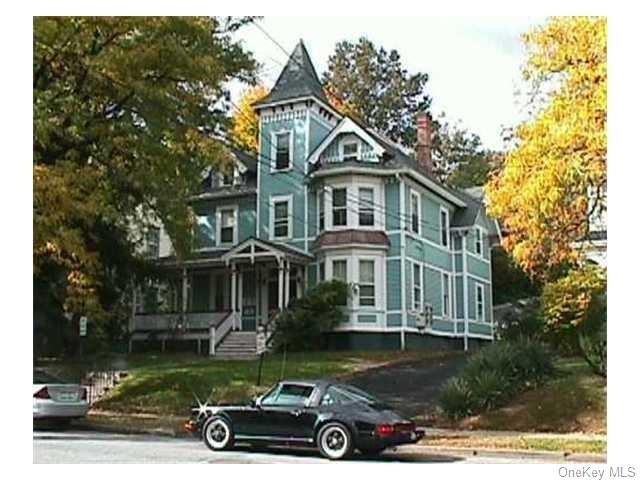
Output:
[130, 41, 500, 357]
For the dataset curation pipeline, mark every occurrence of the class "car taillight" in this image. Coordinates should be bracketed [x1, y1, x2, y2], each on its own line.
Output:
[81, 387, 87, 401]
[376, 424, 394, 437]
[34, 387, 50, 399]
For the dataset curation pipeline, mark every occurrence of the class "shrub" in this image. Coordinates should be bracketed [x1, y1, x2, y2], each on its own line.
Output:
[439, 339, 554, 419]
[496, 300, 546, 342]
[272, 280, 350, 352]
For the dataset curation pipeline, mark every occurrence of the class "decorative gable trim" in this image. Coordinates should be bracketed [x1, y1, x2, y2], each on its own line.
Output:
[308, 117, 385, 165]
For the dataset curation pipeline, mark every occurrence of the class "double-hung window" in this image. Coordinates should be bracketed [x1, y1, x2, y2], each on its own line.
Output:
[272, 196, 291, 239]
[412, 263, 423, 311]
[218, 208, 236, 245]
[332, 188, 347, 227]
[318, 190, 325, 232]
[442, 272, 452, 318]
[145, 227, 160, 258]
[274, 132, 292, 171]
[342, 141, 359, 161]
[474, 227, 483, 255]
[475, 284, 485, 322]
[440, 207, 450, 247]
[220, 169, 234, 187]
[358, 260, 375, 307]
[410, 191, 420, 234]
[358, 187, 374, 226]
[332, 259, 347, 306]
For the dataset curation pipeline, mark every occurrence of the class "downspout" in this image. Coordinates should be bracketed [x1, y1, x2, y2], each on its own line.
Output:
[398, 173, 407, 351]
[461, 233, 469, 352]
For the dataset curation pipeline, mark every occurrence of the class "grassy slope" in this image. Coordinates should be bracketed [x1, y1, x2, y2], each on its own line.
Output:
[95, 350, 441, 416]
[446, 358, 606, 434]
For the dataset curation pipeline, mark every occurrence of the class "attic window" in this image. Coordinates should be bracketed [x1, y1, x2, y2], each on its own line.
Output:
[342, 142, 359, 162]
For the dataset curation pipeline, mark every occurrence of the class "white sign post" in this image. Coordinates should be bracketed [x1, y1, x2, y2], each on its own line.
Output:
[79, 316, 88, 337]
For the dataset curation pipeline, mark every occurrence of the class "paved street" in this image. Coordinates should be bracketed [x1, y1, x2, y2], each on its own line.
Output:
[34, 430, 574, 464]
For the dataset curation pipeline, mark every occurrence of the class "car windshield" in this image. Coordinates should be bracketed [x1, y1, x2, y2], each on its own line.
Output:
[33, 370, 64, 384]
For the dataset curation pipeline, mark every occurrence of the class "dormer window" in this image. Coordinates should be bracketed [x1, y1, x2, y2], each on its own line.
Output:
[341, 141, 359, 162]
[273, 131, 292, 171]
[220, 170, 234, 187]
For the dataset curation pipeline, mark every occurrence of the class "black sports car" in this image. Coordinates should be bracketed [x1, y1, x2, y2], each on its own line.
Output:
[186, 379, 424, 460]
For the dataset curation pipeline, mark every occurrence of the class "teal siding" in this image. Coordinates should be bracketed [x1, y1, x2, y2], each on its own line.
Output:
[386, 259, 402, 310]
[469, 322, 492, 336]
[358, 315, 377, 324]
[405, 237, 452, 270]
[258, 115, 308, 248]
[454, 253, 463, 272]
[192, 195, 256, 247]
[387, 313, 402, 327]
[468, 277, 491, 321]
[468, 254, 491, 279]
[424, 267, 442, 316]
[385, 180, 401, 231]
[432, 319, 455, 332]
[387, 233, 401, 257]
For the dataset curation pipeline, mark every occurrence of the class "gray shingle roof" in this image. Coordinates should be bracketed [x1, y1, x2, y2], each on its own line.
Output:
[254, 40, 328, 107]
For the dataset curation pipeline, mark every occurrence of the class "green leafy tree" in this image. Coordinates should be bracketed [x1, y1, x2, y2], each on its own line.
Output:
[432, 115, 499, 187]
[323, 37, 431, 147]
[33, 17, 257, 353]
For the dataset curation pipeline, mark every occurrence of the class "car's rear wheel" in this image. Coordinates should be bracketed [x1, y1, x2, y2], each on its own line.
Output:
[317, 422, 353, 460]
[202, 416, 234, 451]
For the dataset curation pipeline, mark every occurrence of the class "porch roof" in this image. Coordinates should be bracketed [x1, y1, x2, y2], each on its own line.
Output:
[220, 237, 313, 265]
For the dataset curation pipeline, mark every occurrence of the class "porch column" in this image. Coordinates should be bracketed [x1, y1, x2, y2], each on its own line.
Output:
[284, 261, 291, 307]
[278, 260, 284, 310]
[238, 270, 244, 330]
[231, 264, 237, 330]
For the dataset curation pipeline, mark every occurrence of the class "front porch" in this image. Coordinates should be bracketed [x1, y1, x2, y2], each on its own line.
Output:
[130, 238, 312, 356]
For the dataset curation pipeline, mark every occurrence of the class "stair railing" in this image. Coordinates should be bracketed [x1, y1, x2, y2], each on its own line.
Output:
[209, 312, 234, 356]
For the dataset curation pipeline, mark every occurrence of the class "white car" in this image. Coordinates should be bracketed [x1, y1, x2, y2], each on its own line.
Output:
[33, 369, 89, 422]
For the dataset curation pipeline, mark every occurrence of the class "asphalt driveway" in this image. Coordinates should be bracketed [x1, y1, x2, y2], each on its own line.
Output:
[346, 352, 468, 418]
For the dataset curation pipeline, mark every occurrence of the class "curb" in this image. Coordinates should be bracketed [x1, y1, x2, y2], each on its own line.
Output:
[400, 444, 606, 463]
[74, 419, 191, 439]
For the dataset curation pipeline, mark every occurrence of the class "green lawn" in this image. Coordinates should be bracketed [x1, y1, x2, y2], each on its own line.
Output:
[95, 350, 443, 416]
[443, 357, 606, 434]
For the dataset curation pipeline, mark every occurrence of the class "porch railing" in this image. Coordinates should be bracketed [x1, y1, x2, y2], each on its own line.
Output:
[132, 311, 230, 332]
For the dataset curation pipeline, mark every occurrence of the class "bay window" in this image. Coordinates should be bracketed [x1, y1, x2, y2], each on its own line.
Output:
[475, 284, 485, 322]
[412, 263, 423, 311]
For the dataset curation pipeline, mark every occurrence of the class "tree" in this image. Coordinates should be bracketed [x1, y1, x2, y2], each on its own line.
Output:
[431, 114, 500, 188]
[230, 85, 268, 154]
[323, 37, 431, 147]
[486, 17, 606, 279]
[34, 17, 257, 350]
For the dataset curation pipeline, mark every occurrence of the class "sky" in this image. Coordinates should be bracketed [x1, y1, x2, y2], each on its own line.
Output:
[232, 16, 546, 151]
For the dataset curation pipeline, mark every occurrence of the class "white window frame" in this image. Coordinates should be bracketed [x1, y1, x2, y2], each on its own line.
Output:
[410, 190, 421, 235]
[317, 189, 325, 232]
[340, 139, 360, 162]
[475, 283, 485, 322]
[440, 206, 450, 248]
[412, 262, 423, 312]
[270, 194, 293, 240]
[318, 260, 325, 283]
[331, 187, 348, 228]
[216, 205, 238, 247]
[441, 272, 452, 319]
[358, 187, 375, 227]
[474, 226, 483, 256]
[271, 130, 293, 172]
[357, 259, 376, 308]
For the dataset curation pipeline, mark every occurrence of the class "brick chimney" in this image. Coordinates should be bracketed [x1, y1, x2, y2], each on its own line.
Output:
[416, 112, 434, 176]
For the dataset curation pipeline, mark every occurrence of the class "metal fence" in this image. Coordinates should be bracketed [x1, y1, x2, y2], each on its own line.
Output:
[81, 370, 128, 405]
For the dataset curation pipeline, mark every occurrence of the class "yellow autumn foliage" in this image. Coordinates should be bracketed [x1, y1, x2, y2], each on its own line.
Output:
[487, 17, 606, 279]
[230, 85, 268, 154]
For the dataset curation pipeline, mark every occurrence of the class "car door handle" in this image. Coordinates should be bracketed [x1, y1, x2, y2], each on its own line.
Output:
[291, 409, 302, 417]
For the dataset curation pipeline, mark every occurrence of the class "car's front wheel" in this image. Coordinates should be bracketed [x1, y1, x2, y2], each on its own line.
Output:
[202, 416, 234, 451]
[317, 422, 353, 460]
